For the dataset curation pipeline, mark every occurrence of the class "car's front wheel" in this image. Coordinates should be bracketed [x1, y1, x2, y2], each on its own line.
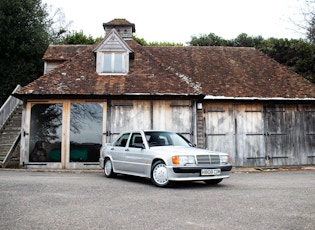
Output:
[151, 160, 172, 187]
[104, 158, 116, 178]
[204, 179, 223, 185]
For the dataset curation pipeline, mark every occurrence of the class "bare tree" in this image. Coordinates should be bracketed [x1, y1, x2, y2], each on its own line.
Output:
[294, 0, 315, 44]
[44, 4, 72, 44]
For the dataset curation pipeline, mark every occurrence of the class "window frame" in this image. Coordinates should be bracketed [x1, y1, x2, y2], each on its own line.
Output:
[97, 52, 129, 75]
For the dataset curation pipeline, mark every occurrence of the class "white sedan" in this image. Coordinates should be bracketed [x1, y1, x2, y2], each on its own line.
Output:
[99, 130, 232, 187]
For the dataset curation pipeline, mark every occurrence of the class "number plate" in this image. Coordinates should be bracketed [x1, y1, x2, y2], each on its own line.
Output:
[201, 168, 221, 176]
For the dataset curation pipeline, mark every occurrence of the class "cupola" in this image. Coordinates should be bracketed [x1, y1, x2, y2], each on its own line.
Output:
[103, 19, 136, 40]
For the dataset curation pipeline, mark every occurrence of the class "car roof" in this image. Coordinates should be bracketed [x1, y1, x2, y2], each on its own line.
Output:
[125, 130, 176, 133]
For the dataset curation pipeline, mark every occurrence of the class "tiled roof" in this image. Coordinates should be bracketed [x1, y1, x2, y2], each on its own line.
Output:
[15, 40, 315, 99]
[145, 46, 315, 98]
[43, 45, 89, 61]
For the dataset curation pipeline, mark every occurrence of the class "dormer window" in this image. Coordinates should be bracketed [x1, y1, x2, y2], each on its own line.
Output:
[102, 52, 128, 73]
[94, 29, 133, 75]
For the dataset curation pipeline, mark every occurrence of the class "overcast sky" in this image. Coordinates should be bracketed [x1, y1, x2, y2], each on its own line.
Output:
[42, 0, 305, 44]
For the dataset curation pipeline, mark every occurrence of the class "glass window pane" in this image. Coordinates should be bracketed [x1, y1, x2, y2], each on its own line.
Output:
[29, 104, 62, 162]
[114, 54, 123, 72]
[129, 133, 142, 147]
[114, 133, 130, 147]
[70, 103, 103, 162]
[103, 54, 111, 72]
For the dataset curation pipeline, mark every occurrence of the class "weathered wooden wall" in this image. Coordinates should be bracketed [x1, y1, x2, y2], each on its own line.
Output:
[108, 100, 315, 166]
[203, 102, 315, 167]
[108, 99, 195, 142]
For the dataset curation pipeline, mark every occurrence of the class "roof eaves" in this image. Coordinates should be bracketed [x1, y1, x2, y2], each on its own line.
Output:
[204, 95, 315, 101]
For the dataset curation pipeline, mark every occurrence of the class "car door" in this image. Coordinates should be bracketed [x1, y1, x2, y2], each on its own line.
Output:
[124, 132, 149, 175]
[109, 132, 130, 171]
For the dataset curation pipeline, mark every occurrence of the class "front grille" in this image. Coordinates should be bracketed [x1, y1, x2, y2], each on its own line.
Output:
[196, 155, 220, 165]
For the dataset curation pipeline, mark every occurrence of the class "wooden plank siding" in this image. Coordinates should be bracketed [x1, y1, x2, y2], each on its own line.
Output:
[265, 104, 315, 166]
[203, 102, 315, 167]
[108, 100, 151, 141]
[107, 100, 195, 143]
[265, 105, 293, 166]
[235, 104, 265, 166]
[299, 105, 315, 165]
[203, 104, 236, 163]
[153, 100, 194, 140]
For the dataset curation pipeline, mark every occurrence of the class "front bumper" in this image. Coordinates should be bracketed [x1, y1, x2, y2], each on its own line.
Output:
[173, 165, 232, 173]
[167, 165, 232, 182]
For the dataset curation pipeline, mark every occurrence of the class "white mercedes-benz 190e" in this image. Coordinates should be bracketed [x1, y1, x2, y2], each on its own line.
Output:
[99, 130, 232, 187]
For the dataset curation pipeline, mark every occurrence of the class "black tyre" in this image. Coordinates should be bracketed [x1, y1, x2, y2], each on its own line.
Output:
[104, 158, 116, 178]
[151, 160, 172, 187]
[204, 179, 223, 185]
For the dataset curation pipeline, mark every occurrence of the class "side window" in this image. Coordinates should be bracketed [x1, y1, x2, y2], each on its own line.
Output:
[129, 133, 143, 147]
[113, 133, 130, 147]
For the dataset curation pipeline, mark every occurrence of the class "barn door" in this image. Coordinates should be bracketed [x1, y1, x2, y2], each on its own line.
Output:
[204, 104, 235, 163]
[204, 104, 266, 166]
[204, 103, 315, 167]
[264, 105, 295, 166]
[265, 104, 315, 166]
[235, 105, 266, 166]
[152, 100, 194, 141]
[107, 100, 151, 141]
[301, 106, 315, 165]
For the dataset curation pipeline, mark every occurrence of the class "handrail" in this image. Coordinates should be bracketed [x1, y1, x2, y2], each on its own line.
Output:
[0, 85, 22, 130]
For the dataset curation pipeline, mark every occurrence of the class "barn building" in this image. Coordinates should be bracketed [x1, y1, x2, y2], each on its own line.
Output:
[13, 19, 315, 169]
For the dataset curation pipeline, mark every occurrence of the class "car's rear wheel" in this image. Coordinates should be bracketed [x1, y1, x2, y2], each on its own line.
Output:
[204, 179, 223, 185]
[151, 161, 172, 187]
[104, 158, 116, 178]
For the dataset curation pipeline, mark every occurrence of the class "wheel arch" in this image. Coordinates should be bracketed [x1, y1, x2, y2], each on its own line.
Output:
[150, 159, 172, 187]
[152, 158, 165, 165]
[103, 156, 112, 168]
[147, 158, 165, 178]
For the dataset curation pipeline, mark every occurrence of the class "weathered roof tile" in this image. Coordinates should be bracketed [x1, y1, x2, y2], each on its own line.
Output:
[43, 45, 89, 61]
[16, 39, 315, 99]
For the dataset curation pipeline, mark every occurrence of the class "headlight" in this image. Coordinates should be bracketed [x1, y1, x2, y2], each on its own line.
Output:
[220, 155, 231, 165]
[172, 155, 196, 165]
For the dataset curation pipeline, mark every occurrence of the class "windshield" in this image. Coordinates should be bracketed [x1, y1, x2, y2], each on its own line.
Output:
[144, 131, 192, 147]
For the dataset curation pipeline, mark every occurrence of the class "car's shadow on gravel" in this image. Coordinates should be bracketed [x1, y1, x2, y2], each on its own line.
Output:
[106, 174, 228, 189]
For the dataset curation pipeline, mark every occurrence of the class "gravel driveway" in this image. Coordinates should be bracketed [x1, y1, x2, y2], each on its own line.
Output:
[1, 169, 314, 230]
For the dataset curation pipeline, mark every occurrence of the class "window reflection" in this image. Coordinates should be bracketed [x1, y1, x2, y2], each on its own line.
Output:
[70, 103, 103, 162]
[29, 104, 62, 162]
